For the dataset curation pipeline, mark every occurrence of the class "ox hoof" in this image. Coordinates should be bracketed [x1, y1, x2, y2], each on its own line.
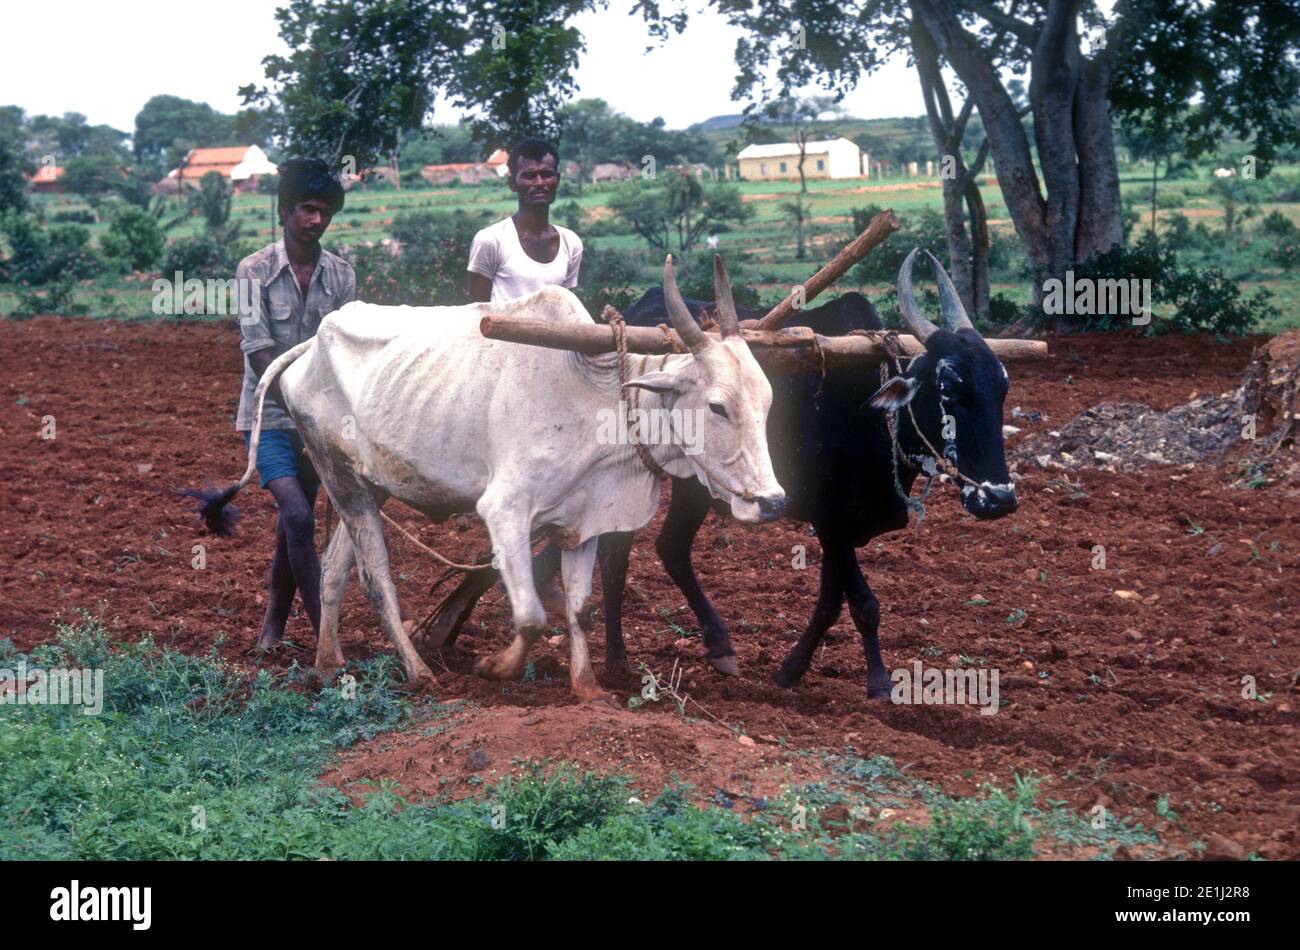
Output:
[404, 662, 437, 688]
[577, 688, 618, 708]
[706, 654, 740, 676]
[474, 653, 523, 681]
[604, 656, 632, 676]
[771, 666, 801, 689]
[867, 678, 893, 701]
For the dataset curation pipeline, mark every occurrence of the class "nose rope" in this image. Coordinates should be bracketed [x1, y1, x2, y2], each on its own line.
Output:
[603, 306, 759, 503]
[878, 333, 989, 528]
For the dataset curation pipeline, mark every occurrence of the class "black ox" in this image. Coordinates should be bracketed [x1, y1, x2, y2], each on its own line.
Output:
[425, 250, 1018, 698]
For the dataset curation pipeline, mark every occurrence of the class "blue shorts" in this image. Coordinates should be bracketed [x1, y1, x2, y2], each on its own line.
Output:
[242, 429, 320, 491]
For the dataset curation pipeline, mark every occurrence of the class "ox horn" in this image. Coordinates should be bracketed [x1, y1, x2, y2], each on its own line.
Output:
[897, 247, 941, 343]
[663, 255, 709, 353]
[713, 255, 740, 340]
[924, 249, 975, 332]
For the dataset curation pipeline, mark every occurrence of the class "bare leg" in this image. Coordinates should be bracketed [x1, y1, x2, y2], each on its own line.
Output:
[257, 475, 320, 649]
[256, 519, 296, 648]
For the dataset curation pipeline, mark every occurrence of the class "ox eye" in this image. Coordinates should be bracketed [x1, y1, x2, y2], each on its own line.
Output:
[709, 402, 729, 419]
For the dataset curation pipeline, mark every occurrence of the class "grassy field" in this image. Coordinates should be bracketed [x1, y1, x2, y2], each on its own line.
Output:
[7, 160, 1300, 331]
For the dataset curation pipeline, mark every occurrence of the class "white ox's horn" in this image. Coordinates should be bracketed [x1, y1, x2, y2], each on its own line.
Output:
[663, 255, 709, 353]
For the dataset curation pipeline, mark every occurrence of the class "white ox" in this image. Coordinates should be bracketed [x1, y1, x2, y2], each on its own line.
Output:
[199, 258, 785, 702]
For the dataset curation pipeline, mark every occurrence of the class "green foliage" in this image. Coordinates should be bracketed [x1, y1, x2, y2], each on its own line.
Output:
[159, 234, 255, 282]
[572, 242, 648, 315]
[1068, 233, 1274, 334]
[101, 205, 165, 272]
[0, 106, 32, 215]
[133, 95, 236, 172]
[349, 209, 492, 306]
[890, 780, 1037, 860]
[608, 176, 753, 253]
[1, 212, 101, 285]
[852, 205, 950, 282]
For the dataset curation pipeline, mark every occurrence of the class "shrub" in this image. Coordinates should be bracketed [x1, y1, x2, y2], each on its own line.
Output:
[0, 213, 101, 286]
[851, 205, 950, 282]
[1067, 233, 1274, 335]
[100, 205, 165, 272]
[348, 209, 492, 306]
[50, 209, 96, 224]
[573, 242, 650, 315]
[159, 233, 255, 281]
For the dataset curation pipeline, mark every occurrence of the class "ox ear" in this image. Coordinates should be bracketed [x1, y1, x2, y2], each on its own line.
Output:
[869, 374, 920, 410]
[622, 371, 686, 396]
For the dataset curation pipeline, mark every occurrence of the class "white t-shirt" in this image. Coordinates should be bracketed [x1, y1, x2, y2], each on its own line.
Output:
[466, 216, 583, 302]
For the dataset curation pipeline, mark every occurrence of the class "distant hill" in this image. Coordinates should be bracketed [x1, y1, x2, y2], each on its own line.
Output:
[688, 114, 750, 131]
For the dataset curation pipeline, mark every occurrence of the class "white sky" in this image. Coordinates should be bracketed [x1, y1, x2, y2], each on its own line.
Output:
[1, 0, 934, 134]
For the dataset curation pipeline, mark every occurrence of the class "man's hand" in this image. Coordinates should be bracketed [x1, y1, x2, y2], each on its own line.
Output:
[248, 350, 285, 408]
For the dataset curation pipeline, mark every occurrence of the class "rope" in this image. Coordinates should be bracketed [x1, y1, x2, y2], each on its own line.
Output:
[377, 510, 494, 571]
[605, 307, 758, 502]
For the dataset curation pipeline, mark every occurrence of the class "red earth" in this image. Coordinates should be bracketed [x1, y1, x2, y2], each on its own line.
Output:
[2, 317, 1297, 857]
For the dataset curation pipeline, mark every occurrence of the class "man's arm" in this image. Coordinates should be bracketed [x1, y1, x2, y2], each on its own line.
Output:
[467, 272, 492, 303]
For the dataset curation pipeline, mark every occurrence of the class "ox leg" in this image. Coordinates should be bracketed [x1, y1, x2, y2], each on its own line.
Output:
[561, 539, 610, 704]
[773, 538, 845, 688]
[473, 499, 547, 681]
[656, 478, 736, 675]
[596, 531, 634, 673]
[315, 522, 354, 676]
[841, 550, 892, 699]
[327, 489, 434, 686]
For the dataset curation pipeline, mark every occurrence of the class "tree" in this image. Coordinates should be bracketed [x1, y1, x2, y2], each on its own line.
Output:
[241, 1, 606, 167]
[608, 175, 753, 253]
[780, 195, 810, 259]
[133, 95, 235, 172]
[687, 0, 1300, 330]
[62, 154, 128, 221]
[0, 106, 32, 215]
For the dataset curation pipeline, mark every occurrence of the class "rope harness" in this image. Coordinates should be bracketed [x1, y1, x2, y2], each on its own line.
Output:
[601, 305, 758, 503]
[873, 330, 982, 528]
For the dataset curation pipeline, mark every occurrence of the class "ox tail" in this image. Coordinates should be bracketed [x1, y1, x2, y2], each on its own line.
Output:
[184, 339, 316, 536]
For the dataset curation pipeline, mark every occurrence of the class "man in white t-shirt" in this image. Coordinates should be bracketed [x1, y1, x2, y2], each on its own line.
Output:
[466, 137, 583, 303]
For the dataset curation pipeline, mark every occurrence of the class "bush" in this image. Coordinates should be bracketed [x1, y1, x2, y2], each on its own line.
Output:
[100, 205, 165, 272]
[0, 213, 101, 286]
[572, 242, 650, 315]
[159, 233, 255, 281]
[851, 205, 950, 282]
[1066, 233, 1274, 335]
[347, 209, 492, 306]
[50, 209, 96, 224]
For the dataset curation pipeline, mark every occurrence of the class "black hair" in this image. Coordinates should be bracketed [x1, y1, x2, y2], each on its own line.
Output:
[276, 157, 345, 224]
[507, 137, 560, 178]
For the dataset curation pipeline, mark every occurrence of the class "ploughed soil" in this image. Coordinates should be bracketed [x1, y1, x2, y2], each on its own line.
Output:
[2, 316, 1297, 858]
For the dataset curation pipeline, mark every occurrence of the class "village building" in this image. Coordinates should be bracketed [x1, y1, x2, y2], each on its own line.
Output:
[161, 145, 274, 194]
[735, 137, 867, 181]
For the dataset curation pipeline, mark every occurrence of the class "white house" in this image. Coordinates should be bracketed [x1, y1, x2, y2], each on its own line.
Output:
[735, 137, 865, 181]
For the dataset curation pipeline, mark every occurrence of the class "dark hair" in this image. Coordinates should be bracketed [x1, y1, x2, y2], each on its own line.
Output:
[276, 157, 345, 223]
[507, 137, 560, 178]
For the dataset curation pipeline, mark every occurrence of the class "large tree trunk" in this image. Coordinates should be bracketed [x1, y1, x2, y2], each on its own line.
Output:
[911, 0, 1125, 331]
[913, 8, 993, 322]
[1074, 52, 1123, 258]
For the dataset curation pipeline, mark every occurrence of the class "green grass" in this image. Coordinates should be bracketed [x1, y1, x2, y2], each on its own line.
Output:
[0, 617, 1159, 860]
[13, 160, 1300, 330]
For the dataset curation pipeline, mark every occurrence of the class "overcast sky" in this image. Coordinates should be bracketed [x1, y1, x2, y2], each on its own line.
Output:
[2, 0, 935, 134]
